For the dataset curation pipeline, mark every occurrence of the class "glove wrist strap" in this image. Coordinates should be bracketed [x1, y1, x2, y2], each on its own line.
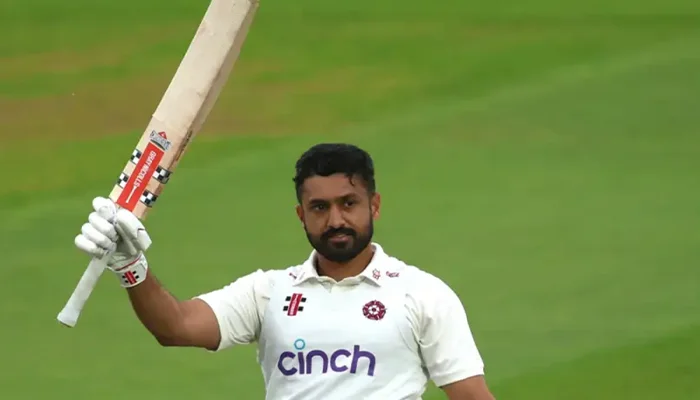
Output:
[111, 253, 148, 288]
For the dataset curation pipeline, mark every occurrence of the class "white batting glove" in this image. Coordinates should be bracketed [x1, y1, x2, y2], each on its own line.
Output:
[74, 197, 153, 288]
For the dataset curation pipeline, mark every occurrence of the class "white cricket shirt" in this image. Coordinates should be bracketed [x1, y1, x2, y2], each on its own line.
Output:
[196, 243, 485, 400]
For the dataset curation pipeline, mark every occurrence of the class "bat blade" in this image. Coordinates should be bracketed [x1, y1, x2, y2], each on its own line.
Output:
[56, 0, 259, 328]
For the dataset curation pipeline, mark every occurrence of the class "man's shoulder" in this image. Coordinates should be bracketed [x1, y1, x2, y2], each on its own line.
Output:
[247, 261, 308, 287]
[381, 251, 467, 320]
[265, 263, 307, 282]
[380, 255, 454, 301]
[379, 252, 453, 292]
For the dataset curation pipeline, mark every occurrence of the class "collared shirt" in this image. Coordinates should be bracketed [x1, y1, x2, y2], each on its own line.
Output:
[196, 243, 485, 399]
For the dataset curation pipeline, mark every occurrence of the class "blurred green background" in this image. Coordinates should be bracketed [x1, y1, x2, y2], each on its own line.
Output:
[1, 0, 699, 398]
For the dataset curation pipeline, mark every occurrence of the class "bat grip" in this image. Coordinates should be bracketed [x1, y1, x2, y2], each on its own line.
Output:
[57, 201, 117, 327]
[56, 257, 108, 327]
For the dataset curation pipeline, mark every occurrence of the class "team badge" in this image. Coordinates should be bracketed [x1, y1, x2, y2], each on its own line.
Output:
[363, 300, 386, 321]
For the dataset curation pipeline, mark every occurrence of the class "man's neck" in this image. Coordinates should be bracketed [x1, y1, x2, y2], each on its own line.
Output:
[315, 245, 375, 282]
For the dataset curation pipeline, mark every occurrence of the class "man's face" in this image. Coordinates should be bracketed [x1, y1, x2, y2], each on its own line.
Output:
[296, 173, 380, 263]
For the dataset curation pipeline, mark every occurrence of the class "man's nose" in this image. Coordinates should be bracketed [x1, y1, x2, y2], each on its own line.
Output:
[328, 205, 345, 227]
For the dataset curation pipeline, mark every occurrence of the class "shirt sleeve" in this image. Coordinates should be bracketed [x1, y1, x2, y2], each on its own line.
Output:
[195, 269, 271, 352]
[411, 273, 485, 387]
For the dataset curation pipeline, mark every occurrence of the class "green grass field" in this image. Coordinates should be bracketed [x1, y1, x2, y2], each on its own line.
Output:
[2, 0, 699, 398]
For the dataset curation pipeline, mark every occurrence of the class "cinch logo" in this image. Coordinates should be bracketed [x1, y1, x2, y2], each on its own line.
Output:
[277, 339, 376, 376]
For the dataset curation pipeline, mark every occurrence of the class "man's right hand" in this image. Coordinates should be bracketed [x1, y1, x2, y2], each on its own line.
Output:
[72, 197, 224, 350]
[74, 196, 153, 287]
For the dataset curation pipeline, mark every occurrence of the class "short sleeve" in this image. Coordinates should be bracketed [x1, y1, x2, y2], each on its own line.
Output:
[411, 274, 485, 387]
[195, 269, 271, 351]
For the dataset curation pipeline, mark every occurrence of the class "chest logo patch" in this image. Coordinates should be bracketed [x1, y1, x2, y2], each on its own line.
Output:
[362, 300, 387, 321]
[283, 293, 306, 316]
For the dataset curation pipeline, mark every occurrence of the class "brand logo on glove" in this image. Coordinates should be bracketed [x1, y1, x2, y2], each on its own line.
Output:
[121, 271, 140, 286]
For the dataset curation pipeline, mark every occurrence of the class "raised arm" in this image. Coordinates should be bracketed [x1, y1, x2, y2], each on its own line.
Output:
[123, 271, 222, 350]
[75, 197, 264, 351]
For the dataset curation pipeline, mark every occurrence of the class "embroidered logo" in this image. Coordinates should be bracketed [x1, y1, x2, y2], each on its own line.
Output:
[283, 293, 306, 316]
[362, 300, 387, 321]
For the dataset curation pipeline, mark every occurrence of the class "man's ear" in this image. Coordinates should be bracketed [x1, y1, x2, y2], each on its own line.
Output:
[296, 204, 304, 225]
[371, 192, 381, 220]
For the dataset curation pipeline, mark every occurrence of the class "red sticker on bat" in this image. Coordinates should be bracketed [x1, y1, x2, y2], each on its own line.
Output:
[116, 142, 164, 211]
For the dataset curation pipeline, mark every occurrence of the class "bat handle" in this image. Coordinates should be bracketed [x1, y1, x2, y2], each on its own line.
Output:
[56, 257, 108, 327]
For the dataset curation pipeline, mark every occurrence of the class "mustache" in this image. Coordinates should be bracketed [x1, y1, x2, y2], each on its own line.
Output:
[322, 227, 357, 240]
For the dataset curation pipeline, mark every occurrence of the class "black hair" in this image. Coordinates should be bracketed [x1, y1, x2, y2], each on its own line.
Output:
[293, 143, 376, 203]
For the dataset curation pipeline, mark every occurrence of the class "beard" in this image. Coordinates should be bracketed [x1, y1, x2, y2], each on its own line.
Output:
[305, 220, 374, 264]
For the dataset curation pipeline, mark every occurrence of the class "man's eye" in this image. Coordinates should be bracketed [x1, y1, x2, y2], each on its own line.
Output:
[312, 204, 327, 211]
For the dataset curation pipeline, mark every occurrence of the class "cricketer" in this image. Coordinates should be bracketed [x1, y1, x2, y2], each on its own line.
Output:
[74, 143, 496, 400]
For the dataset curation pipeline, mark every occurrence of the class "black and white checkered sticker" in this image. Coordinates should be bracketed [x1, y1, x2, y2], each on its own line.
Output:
[153, 166, 171, 183]
[130, 149, 142, 164]
[140, 190, 158, 207]
[117, 172, 129, 188]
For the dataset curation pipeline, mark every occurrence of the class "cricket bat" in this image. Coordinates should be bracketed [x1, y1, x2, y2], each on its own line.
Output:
[56, 0, 260, 328]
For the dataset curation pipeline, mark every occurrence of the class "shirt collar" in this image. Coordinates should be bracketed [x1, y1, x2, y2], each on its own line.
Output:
[292, 242, 388, 286]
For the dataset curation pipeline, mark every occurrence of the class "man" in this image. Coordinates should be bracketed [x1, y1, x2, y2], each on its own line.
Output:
[75, 143, 496, 400]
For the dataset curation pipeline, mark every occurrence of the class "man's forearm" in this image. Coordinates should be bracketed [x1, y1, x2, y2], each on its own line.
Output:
[126, 271, 185, 345]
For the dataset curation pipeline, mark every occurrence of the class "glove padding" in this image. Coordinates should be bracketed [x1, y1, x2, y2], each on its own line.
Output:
[75, 197, 152, 270]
